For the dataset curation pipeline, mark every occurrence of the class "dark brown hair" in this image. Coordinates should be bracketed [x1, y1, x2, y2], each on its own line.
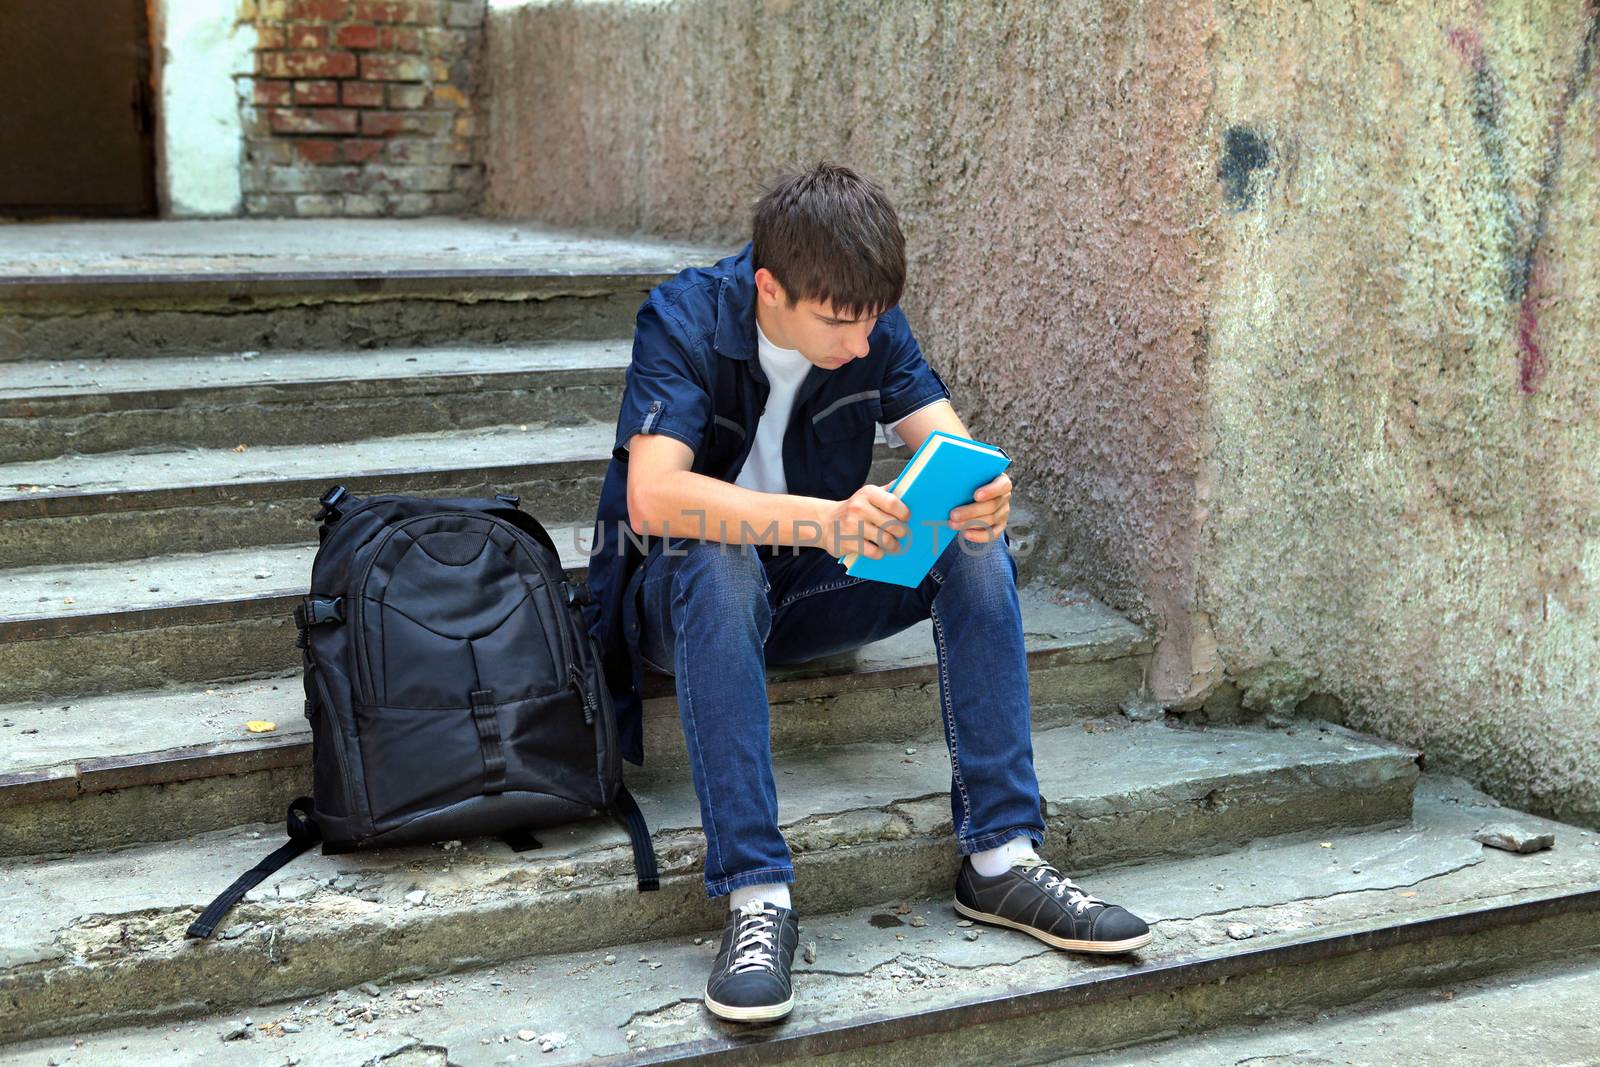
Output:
[751, 161, 906, 320]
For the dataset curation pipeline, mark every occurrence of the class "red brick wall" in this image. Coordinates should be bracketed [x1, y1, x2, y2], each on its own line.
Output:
[243, 0, 484, 216]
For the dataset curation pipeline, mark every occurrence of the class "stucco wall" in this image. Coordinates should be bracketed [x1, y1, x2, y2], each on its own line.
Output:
[484, 0, 1218, 699]
[481, 0, 1600, 826]
[1201, 1, 1600, 826]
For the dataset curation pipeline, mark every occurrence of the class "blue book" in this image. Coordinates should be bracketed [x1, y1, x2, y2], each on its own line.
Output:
[838, 430, 1011, 587]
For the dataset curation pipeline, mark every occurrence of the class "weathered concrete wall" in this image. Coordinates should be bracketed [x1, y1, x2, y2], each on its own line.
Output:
[480, 0, 1600, 826]
[1200, 1, 1600, 826]
[483, 0, 1218, 701]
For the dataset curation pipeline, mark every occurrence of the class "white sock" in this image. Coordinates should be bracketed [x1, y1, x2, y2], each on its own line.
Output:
[728, 881, 792, 911]
[970, 836, 1040, 877]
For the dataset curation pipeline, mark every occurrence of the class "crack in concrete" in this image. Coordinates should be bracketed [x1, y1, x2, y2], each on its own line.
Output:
[617, 995, 704, 1029]
[611, 953, 1049, 1036]
[801, 946, 1053, 980]
[380, 1037, 459, 1066]
[1153, 851, 1488, 925]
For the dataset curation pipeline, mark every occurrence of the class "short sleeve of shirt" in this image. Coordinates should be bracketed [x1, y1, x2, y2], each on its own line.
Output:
[876, 305, 952, 426]
[880, 399, 948, 448]
[611, 295, 713, 462]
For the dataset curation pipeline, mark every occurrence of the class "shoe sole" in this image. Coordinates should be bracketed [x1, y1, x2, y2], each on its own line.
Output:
[952, 898, 1154, 954]
[703, 986, 795, 1023]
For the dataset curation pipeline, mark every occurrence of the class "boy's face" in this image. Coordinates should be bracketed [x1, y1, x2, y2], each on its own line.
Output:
[753, 267, 883, 370]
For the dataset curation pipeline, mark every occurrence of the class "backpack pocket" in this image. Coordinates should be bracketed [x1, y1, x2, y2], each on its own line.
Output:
[356, 688, 602, 830]
[350, 513, 574, 708]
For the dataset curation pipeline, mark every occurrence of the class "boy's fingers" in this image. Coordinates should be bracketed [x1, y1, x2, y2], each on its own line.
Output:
[864, 484, 911, 520]
[951, 499, 1002, 523]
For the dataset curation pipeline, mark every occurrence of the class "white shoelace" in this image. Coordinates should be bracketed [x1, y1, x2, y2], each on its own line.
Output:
[1015, 854, 1108, 915]
[728, 900, 781, 974]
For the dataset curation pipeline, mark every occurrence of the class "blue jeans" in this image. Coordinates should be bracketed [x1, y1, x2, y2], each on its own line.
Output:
[636, 532, 1045, 899]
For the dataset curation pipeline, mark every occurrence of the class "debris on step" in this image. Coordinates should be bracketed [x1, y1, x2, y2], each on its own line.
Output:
[1474, 824, 1556, 853]
[1120, 697, 1165, 722]
[276, 878, 319, 901]
[803, 942, 817, 964]
[1226, 923, 1256, 940]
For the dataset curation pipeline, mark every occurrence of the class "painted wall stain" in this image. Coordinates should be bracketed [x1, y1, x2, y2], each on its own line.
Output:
[1218, 126, 1270, 211]
[1447, 8, 1600, 394]
[1516, 258, 1548, 395]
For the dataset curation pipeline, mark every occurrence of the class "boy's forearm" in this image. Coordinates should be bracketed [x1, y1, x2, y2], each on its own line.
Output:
[634, 469, 830, 547]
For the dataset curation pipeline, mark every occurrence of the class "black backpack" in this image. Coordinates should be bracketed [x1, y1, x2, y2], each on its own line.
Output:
[188, 485, 658, 939]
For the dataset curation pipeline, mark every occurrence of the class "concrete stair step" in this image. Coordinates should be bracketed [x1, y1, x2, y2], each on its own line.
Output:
[0, 341, 631, 463]
[0, 423, 902, 568]
[0, 219, 726, 360]
[0, 586, 1151, 854]
[0, 717, 1425, 1044]
[1068, 957, 1600, 1067]
[12, 773, 1584, 1065]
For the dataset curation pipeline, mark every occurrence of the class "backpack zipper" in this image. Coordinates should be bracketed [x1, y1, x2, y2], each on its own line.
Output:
[569, 663, 596, 726]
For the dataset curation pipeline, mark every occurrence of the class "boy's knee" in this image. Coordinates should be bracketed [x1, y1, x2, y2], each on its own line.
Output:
[940, 533, 1016, 581]
[675, 541, 769, 607]
[931, 535, 1019, 615]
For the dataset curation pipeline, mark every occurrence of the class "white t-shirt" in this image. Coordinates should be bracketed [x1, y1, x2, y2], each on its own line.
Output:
[734, 321, 934, 494]
[734, 321, 813, 495]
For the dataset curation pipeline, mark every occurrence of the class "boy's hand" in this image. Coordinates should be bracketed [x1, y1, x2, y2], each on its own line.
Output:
[950, 472, 1012, 542]
[821, 482, 910, 559]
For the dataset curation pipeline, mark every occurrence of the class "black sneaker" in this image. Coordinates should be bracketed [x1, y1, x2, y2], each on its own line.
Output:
[703, 900, 801, 1023]
[954, 851, 1152, 953]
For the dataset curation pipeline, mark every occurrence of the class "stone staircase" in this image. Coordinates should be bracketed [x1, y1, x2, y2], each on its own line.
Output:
[1, 220, 1597, 1065]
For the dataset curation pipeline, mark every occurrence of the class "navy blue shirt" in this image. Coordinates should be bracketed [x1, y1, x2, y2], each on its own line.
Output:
[583, 242, 952, 766]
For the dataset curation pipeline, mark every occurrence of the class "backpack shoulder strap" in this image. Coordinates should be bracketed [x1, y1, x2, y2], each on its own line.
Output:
[611, 782, 659, 892]
[186, 797, 321, 939]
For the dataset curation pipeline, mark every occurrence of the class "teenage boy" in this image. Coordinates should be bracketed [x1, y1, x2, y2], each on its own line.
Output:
[584, 162, 1152, 1024]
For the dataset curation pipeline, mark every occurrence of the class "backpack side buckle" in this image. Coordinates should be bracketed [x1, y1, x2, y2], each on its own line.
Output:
[314, 485, 350, 523]
[293, 596, 345, 648]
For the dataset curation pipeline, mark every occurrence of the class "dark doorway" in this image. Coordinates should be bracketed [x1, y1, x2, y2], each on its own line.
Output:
[0, 0, 160, 218]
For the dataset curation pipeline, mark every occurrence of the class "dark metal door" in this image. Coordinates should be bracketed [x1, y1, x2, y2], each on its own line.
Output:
[0, 0, 159, 218]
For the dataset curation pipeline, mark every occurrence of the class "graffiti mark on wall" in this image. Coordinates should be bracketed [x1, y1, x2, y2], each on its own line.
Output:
[1446, 26, 1520, 303]
[1218, 126, 1270, 212]
[1447, 8, 1600, 394]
